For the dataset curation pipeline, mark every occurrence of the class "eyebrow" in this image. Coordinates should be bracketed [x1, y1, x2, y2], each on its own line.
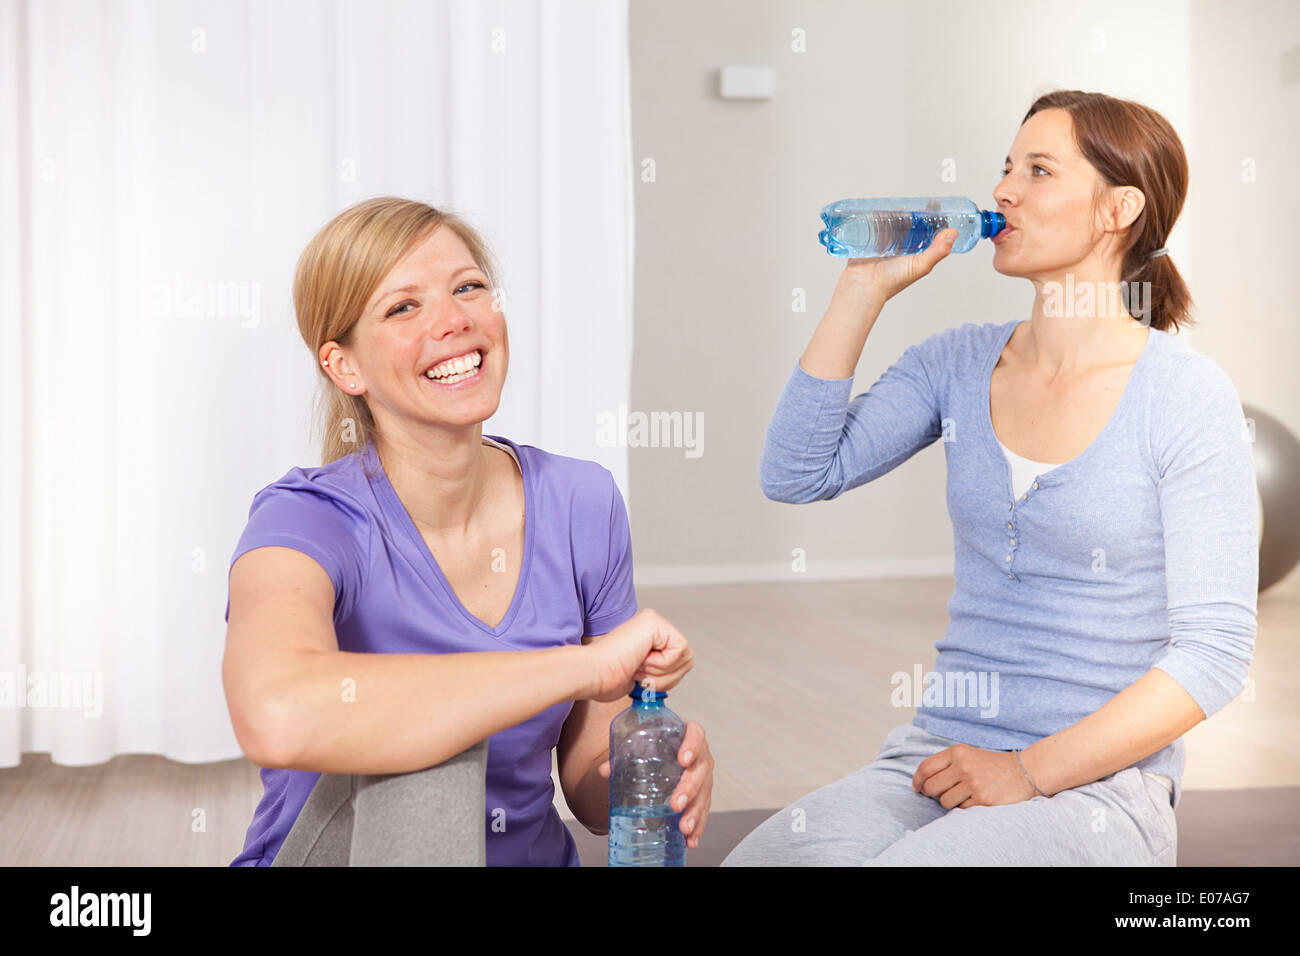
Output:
[1004, 152, 1059, 165]
[373, 267, 484, 305]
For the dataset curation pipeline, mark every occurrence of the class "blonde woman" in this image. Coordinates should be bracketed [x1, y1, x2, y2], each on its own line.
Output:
[223, 198, 713, 865]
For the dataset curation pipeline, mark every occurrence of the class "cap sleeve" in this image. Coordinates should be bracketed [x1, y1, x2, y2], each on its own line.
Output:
[578, 469, 638, 637]
[225, 476, 371, 627]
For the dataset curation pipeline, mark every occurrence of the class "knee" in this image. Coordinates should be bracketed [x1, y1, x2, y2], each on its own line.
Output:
[437, 738, 489, 775]
[722, 806, 866, 867]
[719, 809, 788, 866]
[356, 739, 489, 803]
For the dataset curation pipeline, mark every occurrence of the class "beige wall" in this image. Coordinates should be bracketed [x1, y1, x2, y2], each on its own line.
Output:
[1185, 0, 1299, 414]
[626, 0, 1298, 586]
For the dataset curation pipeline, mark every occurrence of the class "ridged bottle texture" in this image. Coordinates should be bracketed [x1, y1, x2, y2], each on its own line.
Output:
[608, 683, 686, 867]
[819, 196, 1005, 257]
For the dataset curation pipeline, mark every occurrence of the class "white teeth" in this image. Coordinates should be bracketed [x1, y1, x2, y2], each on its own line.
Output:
[425, 350, 482, 380]
[428, 365, 480, 385]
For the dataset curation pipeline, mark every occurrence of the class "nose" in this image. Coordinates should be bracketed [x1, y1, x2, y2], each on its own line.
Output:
[427, 295, 474, 339]
[993, 174, 1015, 210]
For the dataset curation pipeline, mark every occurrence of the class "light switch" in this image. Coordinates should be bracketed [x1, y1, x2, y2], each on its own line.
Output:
[719, 66, 774, 100]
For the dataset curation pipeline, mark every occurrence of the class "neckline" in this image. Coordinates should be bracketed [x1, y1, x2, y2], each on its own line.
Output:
[364, 435, 533, 637]
[982, 320, 1158, 496]
[995, 434, 1060, 471]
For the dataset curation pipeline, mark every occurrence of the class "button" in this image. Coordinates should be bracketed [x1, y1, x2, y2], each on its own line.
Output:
[1007, 572, 1013, 578]
[1010, 538, 1016, 545]
[1008, 504, 1013, 511]
[1005, 554, 1011, 562]
[1032, 481, 1039, 489]
[1020, 494, 1027, 501]
[1007, 522, 1013, 530]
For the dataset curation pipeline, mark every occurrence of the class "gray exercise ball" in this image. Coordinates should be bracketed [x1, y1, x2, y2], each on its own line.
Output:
[1243, 404, 1300, 593]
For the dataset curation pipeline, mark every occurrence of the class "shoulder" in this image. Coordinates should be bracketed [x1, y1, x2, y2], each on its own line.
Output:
[1145, 330, 1249, 468]
[907, 319, 1011, 361]
[231, 451, 375, 618]
[1148, 328, 1245, 412]
[897, 319, 1013, 391]
[496, 439, 630, 585]
[243, 451, 375, 535]
[489, 436, 622, 514]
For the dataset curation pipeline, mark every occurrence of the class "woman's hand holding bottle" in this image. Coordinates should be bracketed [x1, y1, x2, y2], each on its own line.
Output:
[800, 226, 959, 381]
[583, 608, 694, 702]
[840, 226, 959, 303]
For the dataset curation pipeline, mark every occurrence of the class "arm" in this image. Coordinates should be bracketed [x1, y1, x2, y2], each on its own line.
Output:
[798, 269, 891, 380]
[223, 545, 594, 774]
[760, 278, 946, 503]
[800, 225, 958, 380]
[1021, 357, 1258, 794]
[1017, 668, 1204, 795]
[556, 633, 627, 834]
[557, 471, 640, 832]
[760, 232, 959, 504]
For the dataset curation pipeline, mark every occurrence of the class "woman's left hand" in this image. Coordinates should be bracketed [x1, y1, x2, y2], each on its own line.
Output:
[667, 720, 714, 848]
[599, 719, 714, 849]
[912, 744, 1039, 809]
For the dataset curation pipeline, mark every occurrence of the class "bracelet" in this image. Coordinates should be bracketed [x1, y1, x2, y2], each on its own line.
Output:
[1014, 749, 1050, 798]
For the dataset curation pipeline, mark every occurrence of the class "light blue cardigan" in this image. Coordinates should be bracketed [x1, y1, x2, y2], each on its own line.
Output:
[760, 319, 1259, 810]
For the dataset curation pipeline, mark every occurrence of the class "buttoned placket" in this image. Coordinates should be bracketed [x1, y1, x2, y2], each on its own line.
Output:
[1004, 480, 1040, 579]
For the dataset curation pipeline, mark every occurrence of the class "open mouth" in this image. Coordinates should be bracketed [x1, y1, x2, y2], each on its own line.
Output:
[422, 349, 484, 386]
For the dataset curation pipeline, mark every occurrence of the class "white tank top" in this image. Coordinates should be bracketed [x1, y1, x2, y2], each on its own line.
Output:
[996, 436, 1061, 498]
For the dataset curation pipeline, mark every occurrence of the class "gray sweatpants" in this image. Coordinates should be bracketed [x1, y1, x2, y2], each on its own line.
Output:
[271, 740, 489, 866]
[722, 723, 1177, 866]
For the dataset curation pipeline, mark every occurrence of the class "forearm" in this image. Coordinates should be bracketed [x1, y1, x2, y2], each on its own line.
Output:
[761, 276, 889, 503]
[1019, 668, 1205, 795]
[798, 271, 888, 380]
[261, 644, 592, 775]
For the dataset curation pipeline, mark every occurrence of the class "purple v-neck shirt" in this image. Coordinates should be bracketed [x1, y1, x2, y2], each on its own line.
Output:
[224, 435, 638, 866]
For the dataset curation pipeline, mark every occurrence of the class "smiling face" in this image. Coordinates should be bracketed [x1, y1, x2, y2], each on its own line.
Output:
[992, 107, 1141, 282]
[321, 224, 508, 436]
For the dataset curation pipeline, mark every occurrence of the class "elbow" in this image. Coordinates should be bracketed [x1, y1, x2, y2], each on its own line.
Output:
[223, 641, 313, 768]
[758, 465, 827, 504]
[229, 690, 301, 769]
[758, 443, 840, 503]
[758, 455, 798, 502]
[758, 469, 785, 502]
[254, 695, 307, 768]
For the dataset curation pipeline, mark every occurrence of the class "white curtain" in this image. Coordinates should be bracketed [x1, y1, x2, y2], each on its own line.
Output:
[0, 0, 634, 766]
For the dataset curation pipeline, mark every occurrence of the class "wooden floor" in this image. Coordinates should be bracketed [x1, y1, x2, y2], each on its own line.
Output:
[3, 569, 1297, 865]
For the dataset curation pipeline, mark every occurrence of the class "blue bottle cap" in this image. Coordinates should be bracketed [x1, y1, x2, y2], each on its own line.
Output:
[631, 681, 667, 702]
[981, 209, 1007, 238]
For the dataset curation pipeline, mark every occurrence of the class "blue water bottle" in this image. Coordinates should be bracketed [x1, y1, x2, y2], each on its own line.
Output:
[608, 681, 687, 867]
[819, 196, 1005, 257]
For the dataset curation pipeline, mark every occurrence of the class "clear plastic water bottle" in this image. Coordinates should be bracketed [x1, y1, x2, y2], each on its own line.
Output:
[819, 196, 1005, 257]
[608, 681, 687, 867]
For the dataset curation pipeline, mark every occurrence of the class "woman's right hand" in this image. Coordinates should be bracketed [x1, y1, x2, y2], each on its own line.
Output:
[583, 608, 694, 702]
[841, 226, 959, 302]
